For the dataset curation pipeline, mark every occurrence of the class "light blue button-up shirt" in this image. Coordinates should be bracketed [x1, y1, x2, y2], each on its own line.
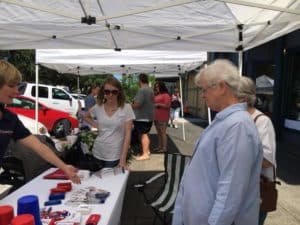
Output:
[173, 103, 263, 225]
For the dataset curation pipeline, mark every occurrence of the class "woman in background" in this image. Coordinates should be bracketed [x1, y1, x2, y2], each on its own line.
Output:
[170, 88, 181, 128]
[238, 76, 277, 225]
[84, 84, 101, 111]
[153, 81, 171, 153]
[84, 77, 135, 169]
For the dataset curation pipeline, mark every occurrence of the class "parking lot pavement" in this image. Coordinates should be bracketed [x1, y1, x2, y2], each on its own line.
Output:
[123, 117, 300, 225]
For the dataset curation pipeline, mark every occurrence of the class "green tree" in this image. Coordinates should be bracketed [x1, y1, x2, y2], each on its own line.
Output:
[121, 74, 156, 102]
[7, 50, 35, 81]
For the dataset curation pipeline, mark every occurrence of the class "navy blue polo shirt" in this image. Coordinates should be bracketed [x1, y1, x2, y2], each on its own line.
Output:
[0, 104, 31, 161]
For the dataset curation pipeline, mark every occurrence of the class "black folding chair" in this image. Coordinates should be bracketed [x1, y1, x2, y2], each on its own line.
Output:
[134, 153, 191, 225]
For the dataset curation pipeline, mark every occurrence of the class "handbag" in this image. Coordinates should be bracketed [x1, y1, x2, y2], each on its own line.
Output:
[253, 113, 281, 212]
[260, 167, 281, 212]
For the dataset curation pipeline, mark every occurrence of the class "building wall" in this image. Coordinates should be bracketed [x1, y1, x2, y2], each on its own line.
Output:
[184, 74, 207, 118]
[181, 29, 300, 138]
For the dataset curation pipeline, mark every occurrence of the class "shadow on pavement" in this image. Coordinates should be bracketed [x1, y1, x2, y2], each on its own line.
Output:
[276, 142, 300, 185]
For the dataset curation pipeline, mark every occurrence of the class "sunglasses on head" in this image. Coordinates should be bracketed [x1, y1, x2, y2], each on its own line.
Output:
[104, 89, 119, 95]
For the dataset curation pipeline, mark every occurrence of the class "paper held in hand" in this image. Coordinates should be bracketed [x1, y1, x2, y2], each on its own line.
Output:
[93, 167, 124, 179]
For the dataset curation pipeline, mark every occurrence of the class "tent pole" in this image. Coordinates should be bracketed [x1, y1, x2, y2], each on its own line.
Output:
[238, 51, 243, 76]
[77, 67, 80, 94]
[207, 107, 212, 124]
[35, 62, 39, 134]
[179, 75, 186, 141]
[202, 62, 212, 125]
[218, 0, 300, 15]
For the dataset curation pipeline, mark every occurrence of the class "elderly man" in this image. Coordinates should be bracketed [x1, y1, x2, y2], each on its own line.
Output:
[172, 59, 262, 225]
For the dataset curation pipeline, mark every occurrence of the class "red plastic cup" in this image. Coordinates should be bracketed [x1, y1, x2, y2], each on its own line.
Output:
[11, 214, 34, 225]
[0, 205, 14, 225]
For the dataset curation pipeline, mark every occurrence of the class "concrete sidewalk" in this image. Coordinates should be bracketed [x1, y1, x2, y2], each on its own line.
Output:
[122, 117, 300, 225]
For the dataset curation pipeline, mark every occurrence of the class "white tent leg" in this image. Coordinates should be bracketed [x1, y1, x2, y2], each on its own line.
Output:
[238, 51, 243, 76]
[179, 76, 185, 141]
[207, 107, 212, 124]
[35, 62, 39, 134]
[77, 75, 80, 94]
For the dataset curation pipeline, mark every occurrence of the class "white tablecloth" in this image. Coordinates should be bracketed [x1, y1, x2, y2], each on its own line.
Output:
[0, 168, 129, 225]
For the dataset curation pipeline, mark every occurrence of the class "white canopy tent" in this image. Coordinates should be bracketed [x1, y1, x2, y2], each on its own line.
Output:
[36, 49, 207, 75]
[0, 0, 300, 52]
[36, 49, 207, 141]
[1, 0, 300, 137]
[256, 74, 274, 95]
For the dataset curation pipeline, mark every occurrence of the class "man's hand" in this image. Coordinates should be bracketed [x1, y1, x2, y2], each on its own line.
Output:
[63, 164, 81, 184]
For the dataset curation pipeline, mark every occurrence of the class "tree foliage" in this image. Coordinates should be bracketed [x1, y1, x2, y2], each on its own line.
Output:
[121, 74, 156, 102]
[7, 50, 35, 81]
[1, 50, 156, 97]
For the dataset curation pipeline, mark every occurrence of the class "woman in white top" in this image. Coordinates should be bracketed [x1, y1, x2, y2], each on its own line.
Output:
[84, 77, 135, 169]
[238, 76, 276, 225]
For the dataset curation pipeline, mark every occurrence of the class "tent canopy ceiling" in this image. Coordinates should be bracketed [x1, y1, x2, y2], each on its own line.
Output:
[37, 49, 207, 76]
[1, 0, 300, 52]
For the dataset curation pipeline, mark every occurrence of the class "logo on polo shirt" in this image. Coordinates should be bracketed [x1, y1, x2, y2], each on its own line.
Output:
[0, 129, 13, 134]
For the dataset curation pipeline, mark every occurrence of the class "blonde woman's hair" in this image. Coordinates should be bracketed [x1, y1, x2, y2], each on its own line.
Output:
[0, 60, 22, 88]
[195, 59, 241, 96]
[237, 76, 256, 107]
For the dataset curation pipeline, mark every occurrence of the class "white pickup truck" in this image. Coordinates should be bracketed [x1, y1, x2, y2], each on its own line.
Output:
[18, 82, 80, 116]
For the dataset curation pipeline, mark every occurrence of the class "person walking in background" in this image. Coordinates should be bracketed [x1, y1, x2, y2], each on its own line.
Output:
[131, 73, 154, 161]
[153, 81, 171, 153]
[0, 60, 80, 184]
[170, 87, 181, 128]
[84, 77, 135, 169]
[84, 84, 100, 111]
[172, 59, 262, 225]
[238, 76, 277, 225]
[79, 84, 100, 130]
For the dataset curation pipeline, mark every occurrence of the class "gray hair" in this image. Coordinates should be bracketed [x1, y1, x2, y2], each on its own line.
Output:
[237, 76, 256, 107]
[195, 59, 240, 96]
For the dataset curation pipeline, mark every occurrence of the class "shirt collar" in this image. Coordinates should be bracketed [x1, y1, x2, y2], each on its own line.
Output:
[214, 103, 247, 121]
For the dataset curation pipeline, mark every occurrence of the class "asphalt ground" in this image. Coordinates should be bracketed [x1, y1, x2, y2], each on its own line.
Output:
[121, 117, 300, 225]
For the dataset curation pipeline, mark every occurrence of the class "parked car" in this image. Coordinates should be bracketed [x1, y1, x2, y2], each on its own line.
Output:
[7, 96, 79, 137]
[70, 93, 86, 110]
[71, 93, 86, 99]
[18, 82, 80, 116]
[17, 114, 50, 136]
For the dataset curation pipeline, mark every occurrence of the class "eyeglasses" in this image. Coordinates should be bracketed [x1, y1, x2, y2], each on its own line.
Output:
[104, 89, 119, 95]
[199, 83, 217, 94]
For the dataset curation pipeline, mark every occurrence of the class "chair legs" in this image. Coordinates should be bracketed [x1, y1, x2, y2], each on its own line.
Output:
[151, 207, 171, 225]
